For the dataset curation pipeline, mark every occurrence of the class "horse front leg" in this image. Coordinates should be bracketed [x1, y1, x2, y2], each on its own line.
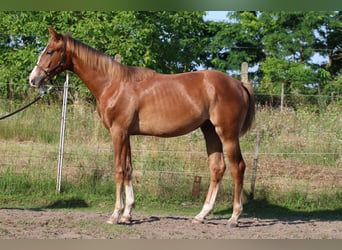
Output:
[120, 140, 135, 224]
[106, 127, 132, 224]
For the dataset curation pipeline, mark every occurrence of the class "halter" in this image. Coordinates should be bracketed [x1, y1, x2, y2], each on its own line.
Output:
[35, 38, 67, 85]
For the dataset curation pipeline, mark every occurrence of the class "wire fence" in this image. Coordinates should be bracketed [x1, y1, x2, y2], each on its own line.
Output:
[0, 90, 341, 199]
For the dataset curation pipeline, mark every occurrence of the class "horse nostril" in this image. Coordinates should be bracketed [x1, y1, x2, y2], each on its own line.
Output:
[29, 78, 37, 87]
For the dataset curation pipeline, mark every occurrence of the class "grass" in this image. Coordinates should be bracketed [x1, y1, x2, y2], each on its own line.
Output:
[0, 166, 341, 221]
[0, 101, 341, 219]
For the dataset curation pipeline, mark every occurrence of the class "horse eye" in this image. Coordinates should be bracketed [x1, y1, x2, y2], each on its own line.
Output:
[46, 50, 54, 55]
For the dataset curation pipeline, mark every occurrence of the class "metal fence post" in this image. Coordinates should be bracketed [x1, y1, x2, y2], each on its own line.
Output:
[56, 73, 69, 193]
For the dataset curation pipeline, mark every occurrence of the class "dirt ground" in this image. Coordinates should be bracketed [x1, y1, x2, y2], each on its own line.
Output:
[0, 209, 341, 239]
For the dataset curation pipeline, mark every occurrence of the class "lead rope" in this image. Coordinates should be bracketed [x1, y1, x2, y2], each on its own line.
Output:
[0, 86, 53, 120]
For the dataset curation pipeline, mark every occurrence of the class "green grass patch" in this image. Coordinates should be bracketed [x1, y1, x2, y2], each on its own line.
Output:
[0, 168, 341, 221]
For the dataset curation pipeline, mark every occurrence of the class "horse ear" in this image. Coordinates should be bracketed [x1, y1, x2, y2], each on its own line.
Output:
[48, 26, 61, 40]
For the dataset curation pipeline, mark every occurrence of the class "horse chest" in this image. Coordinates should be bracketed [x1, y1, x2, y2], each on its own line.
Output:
[97, 90, 136, 130]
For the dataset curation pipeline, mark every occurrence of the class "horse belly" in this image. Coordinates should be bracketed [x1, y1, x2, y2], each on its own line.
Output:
[135, 102, 207, 137]
[132, 74, 210, 137]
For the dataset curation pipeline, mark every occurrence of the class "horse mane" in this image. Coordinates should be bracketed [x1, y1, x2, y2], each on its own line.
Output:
[64, 34, 156, 82]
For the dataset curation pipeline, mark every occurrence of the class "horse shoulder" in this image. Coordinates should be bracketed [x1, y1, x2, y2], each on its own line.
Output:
[96, 81, 138, 130]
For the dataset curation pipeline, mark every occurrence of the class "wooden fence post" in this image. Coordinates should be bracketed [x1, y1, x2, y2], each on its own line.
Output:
[249, 130, 262, 201]
[192, 176, 202, 200]
[241, 62, 249, 83]
[280, 82, 285, 113]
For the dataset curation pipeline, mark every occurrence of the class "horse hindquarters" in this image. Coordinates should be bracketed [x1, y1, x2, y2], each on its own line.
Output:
[203, 74, 251, 227]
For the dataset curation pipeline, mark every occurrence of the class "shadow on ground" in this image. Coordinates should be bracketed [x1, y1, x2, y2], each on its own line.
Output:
[43, 198, 89, 209]
[214, 199, 342, 222]
[0, 198, 88, 211]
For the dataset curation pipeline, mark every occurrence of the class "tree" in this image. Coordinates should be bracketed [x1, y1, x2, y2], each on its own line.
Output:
[314, 11, 342, 77]
[0, 11, 207, 101]
[261, 11, 341, 99]
[1, 11, 340, 104]
[0, 12, 43, 100]
[204, 11, 341, 102]
[203, 11, 265, 77]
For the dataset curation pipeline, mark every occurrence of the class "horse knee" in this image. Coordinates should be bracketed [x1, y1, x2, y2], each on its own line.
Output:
[123, 166, 133, 183]
[115, 165, 133, 182]
[114, 168, 124, 181]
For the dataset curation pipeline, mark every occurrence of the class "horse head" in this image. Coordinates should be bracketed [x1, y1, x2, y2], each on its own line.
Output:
[29, 26, 66, 88]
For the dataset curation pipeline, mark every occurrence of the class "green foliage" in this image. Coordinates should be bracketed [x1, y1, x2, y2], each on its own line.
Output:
[0, 11, 207, 101]
[0, 11, 341, 107]
[204, 11, 341, 101]
[259, 57, 316, 96]
[205, 11, 265, 72]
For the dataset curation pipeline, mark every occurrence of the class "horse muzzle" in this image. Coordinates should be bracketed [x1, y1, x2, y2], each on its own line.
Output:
[29, 74, 46, 88]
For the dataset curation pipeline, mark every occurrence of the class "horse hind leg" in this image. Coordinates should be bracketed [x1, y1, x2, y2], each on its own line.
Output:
[192, 121, 226, 224]
[222, 137, 246, 228]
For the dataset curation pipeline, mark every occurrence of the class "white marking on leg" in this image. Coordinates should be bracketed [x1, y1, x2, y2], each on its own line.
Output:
[107, 183, 124, 224]
[228, 194, 243, 227]
[121, 182, 135, 222]
[193, 185, 219, 222]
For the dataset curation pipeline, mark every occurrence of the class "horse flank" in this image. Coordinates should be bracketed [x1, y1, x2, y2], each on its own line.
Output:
[64, 34, 156, 82]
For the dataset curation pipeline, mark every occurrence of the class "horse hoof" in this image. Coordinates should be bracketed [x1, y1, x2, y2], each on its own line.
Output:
[106, 219, 117, 225]
[191, 218, 204, 224]
[119, 216, 132, 224]
[106, 216, 118, 225]
[227, 221, 238, 228]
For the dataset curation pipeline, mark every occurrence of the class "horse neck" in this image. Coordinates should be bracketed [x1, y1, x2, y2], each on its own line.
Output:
[65, 38, 119, 100]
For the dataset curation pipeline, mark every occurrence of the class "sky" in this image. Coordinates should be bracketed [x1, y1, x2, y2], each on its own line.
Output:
[204, 11, 229, 22]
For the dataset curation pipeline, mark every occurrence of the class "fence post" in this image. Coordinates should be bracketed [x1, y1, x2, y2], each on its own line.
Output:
[241, 62, 248, 83]
[192, 176, 202, 200]
[56, 73, 69, 193]
[280, 82, 285, 113]
[249, 130, 262, 201]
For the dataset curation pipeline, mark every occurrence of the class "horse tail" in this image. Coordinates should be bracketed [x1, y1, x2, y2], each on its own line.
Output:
[240, 80, 255, 136]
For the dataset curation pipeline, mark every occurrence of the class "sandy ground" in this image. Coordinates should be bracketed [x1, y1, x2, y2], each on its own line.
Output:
[0, 209, 341, 239]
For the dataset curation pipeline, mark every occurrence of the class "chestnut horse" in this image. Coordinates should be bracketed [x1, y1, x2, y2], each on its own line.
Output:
[29, 26, 255, 227]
